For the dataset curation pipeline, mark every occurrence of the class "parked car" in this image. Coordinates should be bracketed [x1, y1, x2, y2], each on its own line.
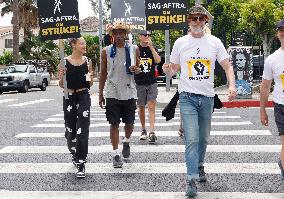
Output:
[253, 55, 264, 80]
[0, 63, 50, 94]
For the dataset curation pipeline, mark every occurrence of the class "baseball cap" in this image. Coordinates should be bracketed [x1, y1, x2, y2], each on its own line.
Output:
[276, 19, 284, 30]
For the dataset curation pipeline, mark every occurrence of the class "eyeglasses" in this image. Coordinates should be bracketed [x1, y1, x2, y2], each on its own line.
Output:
[140, 34, 151, 37]
[189, 16, 205, 22]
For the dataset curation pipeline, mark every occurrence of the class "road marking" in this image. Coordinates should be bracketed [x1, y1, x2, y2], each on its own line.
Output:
[0, 191, 282, 199]
[45, 115, 240, 122]
[0, 99, 18, 104]
[32, 121, 252, 128]
[0, 163, 279, 174]
[0, 145, 280, 153]
[8, 99, 54, 107]
[15, 130, 271, 138]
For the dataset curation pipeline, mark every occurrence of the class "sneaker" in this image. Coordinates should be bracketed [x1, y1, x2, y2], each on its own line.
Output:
[113, 155, 123, 168]
[278, 159, 284, 180]
[76, 162, 86, 178]
[198, 166, 207, 182]
[148, 132, 157, 144]
[122, 142, 130, 158]
[139, 130, 147, 140]
[185, 179, 197, 198]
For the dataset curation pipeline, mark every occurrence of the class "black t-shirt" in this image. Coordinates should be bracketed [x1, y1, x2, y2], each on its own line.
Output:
[65, 59, 89, 89]
[134, 45, 157, 85]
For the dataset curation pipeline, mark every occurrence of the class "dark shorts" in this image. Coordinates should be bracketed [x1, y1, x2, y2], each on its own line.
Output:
[106, 98, 136, 125]
[136, 83, 158, 106]
[274, 103, 284, 136]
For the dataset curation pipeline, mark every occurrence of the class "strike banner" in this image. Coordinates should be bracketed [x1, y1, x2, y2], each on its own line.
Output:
[37, 0, 81, 40]
[145, 0, 188, 30]
[111, 0, 146, 33]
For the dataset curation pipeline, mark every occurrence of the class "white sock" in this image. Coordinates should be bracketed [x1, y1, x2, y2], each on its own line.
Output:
[123, 137, 130, 143]
[112, 149, 120, 157]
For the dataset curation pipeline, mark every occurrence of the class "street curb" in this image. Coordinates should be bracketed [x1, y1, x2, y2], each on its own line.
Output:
[222, 100, 274, 108]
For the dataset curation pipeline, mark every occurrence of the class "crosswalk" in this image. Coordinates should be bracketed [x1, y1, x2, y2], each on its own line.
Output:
[1, 107, 283, 199]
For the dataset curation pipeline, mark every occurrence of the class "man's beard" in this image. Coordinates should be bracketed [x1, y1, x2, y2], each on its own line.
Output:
[190, 25, 205, 34]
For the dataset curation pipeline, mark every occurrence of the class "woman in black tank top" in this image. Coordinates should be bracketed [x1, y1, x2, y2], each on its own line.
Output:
[58, 37, 93, 178]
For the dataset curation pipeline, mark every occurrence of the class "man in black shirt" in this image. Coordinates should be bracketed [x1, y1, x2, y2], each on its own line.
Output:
[135, 31, 161, 144]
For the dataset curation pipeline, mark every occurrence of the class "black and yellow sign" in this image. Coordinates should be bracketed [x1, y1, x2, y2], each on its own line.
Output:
[145, 0, 188, 30]
[37, 0, 81, 40]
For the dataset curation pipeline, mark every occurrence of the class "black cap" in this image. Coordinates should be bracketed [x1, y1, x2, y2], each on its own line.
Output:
[276, 19, 284, 29]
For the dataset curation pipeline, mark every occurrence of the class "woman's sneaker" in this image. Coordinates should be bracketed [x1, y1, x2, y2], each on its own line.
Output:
[148, 132, 157, 144]
[185, 179, 197, 198]
[139, 130, 147, 140]
[278, 159, 284, 180]
[76, 162, 86, 178]
[113, 155, 123, 168]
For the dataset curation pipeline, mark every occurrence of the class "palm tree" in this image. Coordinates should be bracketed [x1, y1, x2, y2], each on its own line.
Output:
[1, 0, 38, 61]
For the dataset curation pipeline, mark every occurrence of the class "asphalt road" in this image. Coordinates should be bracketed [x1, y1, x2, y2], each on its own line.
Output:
[0, 83, 283, 199]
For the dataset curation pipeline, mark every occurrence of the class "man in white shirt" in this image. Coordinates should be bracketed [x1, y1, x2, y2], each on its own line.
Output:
[163, 5, 236, 197]
[260, 19, 284, 181]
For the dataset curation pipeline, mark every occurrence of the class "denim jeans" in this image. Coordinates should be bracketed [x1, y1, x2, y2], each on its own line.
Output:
[179, 91, 214, 181]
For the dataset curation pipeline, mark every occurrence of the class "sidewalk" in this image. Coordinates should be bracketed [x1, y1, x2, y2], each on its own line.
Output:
[157, 84, 273, 108]
[50, 79, 274, 108]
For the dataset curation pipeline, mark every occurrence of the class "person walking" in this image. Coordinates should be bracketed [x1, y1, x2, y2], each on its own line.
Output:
[58, 37, 93, 178]
[163, 5, 236, 197]
[260, 19, 284, 181]
[135, 30, 161, 143]
[99, 21, 140, 168]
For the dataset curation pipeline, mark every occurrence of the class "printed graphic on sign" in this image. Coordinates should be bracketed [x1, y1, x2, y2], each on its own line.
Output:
[140, 58, 153, 73]
[111, 0, 146, 32]
[54, 0, 62, 14]
[37, 0, 80, 40]
[228, 47, 253, 98]
[124, 2, 132, 17]
[145, 0, 188, 30]
[186, 59, 211, 81]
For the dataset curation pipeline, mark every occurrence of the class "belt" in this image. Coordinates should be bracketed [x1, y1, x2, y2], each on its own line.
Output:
[66, 88, 87, 93]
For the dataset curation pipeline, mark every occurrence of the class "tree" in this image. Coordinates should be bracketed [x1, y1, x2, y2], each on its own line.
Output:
[240, 0, 284, 58]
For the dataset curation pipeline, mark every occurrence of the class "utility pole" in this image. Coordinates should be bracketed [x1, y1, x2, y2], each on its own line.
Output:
[98, 0, 103, 77]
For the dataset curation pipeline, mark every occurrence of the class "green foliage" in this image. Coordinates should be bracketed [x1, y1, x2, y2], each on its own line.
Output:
[214, 75, 223, 88]
[19, 32, 60, 72]
[0, 51, 13, 65]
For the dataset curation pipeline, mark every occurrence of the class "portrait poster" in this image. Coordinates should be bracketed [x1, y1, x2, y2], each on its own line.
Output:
[228, 46, 253, 98]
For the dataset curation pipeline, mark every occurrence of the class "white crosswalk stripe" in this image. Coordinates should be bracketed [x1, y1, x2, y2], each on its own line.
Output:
[0, 99, 18, 104]
[15, 130, 272, 138]
[1, 107, 282, 197]
[8, 99, 54, 107]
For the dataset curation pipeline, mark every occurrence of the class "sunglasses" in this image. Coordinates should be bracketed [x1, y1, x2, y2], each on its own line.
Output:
[140, 34, 151, 37]
[189, 16, 206, 22]
[278, 28, 284, 32]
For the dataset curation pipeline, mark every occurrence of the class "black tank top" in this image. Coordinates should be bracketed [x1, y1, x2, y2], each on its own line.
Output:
[65, 59, 89, 89]
[134, 45, 157, 85]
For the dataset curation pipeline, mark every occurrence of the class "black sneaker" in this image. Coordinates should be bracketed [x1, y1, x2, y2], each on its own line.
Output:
[113, 155, 123, 168]
[148, 132, 157, 144]
[139, 130, 147, 140]
[178, 128, 184, 137]
[198, 166, 207, 182]
[122, 142, 130, 158]
[185, 179, 197, 197]
[76, 162, 86, 178]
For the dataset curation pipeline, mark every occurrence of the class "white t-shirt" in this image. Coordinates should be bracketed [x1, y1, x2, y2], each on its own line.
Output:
[262, 48, 284, 105]
[170, 34, 229, 97]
